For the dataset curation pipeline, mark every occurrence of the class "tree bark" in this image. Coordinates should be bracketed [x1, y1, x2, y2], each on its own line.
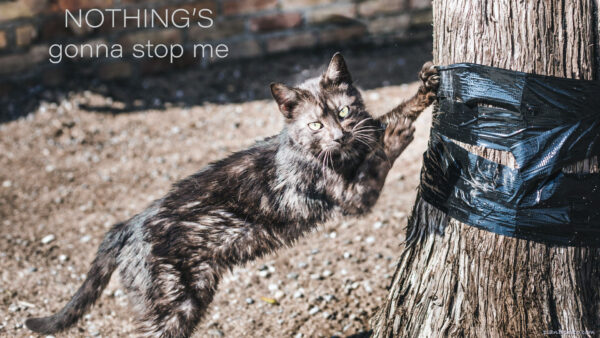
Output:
[371, 1, 600, 337]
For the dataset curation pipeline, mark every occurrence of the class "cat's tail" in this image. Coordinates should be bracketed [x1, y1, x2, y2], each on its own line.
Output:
[25, 222, 129, 334]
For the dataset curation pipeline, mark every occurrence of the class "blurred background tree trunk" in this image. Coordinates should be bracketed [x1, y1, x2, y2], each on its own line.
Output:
[371, 0, 600, 336]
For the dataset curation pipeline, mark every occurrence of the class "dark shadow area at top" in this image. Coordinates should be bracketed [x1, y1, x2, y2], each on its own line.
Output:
[0, 41, 432, 123]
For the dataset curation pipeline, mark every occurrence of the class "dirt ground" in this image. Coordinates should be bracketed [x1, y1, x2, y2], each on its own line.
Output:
[0, 45, 433, 337]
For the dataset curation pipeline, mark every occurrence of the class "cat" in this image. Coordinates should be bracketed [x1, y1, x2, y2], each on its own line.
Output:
[25, 53, 439, 337]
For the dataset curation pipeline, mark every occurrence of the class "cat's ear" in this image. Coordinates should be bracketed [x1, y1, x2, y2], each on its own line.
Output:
[270, 82, 300, 119]
[322, 52, 352, 86]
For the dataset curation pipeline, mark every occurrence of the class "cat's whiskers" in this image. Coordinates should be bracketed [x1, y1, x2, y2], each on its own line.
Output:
[353, 126, 378, 136]
[353, 130, 379, 140]
[316, 149, 328, 175]
[354, 131, 377, 144]
[317, 146, 334, 177]
[352, 117, 375, 132]
[352, 125, 379, 133]
[354, 137, 375, 151]
[326, 149, 334, 172]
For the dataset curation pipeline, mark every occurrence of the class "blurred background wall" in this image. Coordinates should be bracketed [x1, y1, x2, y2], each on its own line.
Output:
[0, 0, 431, 83]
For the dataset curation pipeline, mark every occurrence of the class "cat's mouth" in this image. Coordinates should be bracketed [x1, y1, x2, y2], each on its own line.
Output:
[315, 136, 373, 168]
[328, 140, 363, 157]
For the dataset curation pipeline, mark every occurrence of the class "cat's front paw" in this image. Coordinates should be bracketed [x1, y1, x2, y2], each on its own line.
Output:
[418, 62, 439, 105]
[419, 61, 439, 92]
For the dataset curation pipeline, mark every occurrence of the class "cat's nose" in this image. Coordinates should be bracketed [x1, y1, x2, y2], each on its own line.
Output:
[333, 132, 350, 144]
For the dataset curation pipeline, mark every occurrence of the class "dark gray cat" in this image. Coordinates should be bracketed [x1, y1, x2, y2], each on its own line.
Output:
[26, 53, 438, 337]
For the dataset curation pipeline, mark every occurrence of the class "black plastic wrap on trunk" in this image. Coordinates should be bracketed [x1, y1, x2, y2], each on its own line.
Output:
[420, 63, 600, 246]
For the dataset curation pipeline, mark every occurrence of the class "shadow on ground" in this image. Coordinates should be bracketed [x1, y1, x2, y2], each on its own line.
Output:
[0, 41, 432, 122]
[345, 330, 373, 337]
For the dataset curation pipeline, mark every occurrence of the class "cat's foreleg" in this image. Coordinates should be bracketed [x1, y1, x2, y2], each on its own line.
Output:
[379, 62, 439, 125]
[337, 119, 415, 215]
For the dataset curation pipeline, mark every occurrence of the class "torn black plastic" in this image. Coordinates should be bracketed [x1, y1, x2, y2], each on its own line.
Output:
[419, 63, 600, 246]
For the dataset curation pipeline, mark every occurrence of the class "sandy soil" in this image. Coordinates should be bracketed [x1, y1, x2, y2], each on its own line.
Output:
[0, 57, 433, 337]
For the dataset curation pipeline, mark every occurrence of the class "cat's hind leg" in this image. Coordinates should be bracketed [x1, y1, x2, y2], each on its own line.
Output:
[136, 262, 205, 338]
[138, 297, 202, 338]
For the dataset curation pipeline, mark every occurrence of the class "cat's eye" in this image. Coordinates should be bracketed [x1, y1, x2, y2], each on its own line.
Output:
[338, 106, 349, 118]
[308, 122, 323, 130]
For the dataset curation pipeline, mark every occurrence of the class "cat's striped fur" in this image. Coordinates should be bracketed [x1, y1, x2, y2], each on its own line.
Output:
[26, 53, 438, 337]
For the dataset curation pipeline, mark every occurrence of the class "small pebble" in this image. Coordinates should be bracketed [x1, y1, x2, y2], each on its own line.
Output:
[286, 272, 299, 280]
[365, 236, 376, 244]
[343, 252, 352, 259]
[394, 211, 407, 218]
[2, 180, 11, 188]
[274, 290, 285, 300]
[80, 235, 91, 243]
[297, 262, 308, 269]
[268, 283, 278, 291]
[323, 294, 335, 303]
[308, 306, 320, 315]
[41, 234, 55, 245]
[245, 298, 254, 304]
[373, 221, 383, 229]
[258, 270, 270, 278]
[322, 270, 333, 278]
[293, 289, 305, 299]
[207, 329, 224, 337]
[8, 304, 19, 312]
[310, 273, 322, 280]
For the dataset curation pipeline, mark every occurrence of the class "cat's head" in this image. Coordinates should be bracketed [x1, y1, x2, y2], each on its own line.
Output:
[270, 53, 380, 164]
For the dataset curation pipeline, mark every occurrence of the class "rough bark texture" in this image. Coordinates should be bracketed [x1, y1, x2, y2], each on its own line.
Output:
[371, 1, 600, 337]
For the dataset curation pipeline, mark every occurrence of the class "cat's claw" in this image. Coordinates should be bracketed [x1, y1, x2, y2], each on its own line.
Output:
[419, 61, 439, 92]
[418, 61, 439, 104]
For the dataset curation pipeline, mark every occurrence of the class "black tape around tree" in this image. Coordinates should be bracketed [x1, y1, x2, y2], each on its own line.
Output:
[419, 63, 600, 246]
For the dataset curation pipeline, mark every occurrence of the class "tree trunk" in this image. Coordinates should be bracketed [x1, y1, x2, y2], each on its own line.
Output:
[371, 1, 600, 337]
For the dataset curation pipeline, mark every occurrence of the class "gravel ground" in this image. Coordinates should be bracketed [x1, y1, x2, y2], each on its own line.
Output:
[0, 45, 433, 337]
